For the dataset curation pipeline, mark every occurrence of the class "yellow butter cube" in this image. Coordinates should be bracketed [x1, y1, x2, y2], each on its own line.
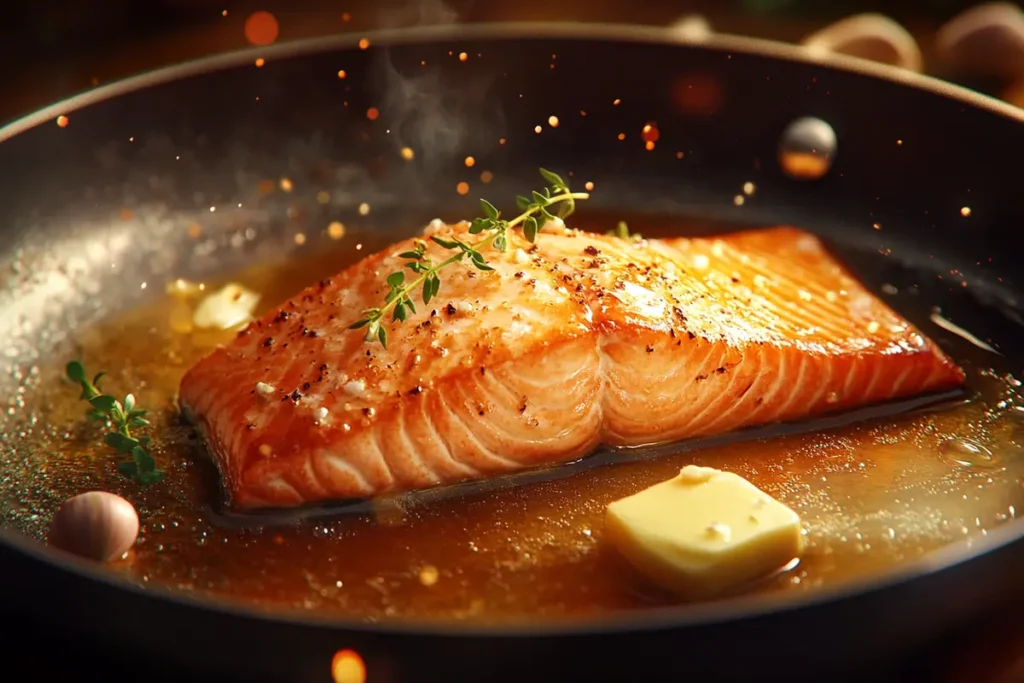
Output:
[605, 465, 804, 598]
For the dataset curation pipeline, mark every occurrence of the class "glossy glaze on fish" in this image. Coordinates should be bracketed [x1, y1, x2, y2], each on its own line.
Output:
[179, 223, 965, 509]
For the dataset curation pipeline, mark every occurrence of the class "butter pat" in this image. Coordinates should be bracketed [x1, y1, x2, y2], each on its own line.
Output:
[605, 465, 804, 598]
[192, 283, 260, 330]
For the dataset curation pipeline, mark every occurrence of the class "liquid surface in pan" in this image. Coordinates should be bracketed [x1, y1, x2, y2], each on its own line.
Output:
[2, 214, 1022, 622]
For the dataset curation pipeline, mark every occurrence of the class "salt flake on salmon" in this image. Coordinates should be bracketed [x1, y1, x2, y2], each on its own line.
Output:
[179, 223, 964, 509]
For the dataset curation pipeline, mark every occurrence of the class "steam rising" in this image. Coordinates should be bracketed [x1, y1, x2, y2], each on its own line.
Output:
[373, 0, 459, 28]
[370, 0, 506, 175]
[376, 61, 497, 169]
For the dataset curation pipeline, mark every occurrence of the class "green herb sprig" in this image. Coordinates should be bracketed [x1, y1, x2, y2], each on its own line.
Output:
[607, 220, 643, 242]
[65, 361, 165, 485]
[349, 168, 589, 348]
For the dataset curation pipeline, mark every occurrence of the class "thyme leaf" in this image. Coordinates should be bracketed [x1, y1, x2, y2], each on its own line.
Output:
[350, 168, 589, 348]
[65, 361, 165, 485]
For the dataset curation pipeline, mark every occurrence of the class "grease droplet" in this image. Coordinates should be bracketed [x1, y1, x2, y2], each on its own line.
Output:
[939, 438, 998, 469]
[641, 122, 660, 143]
[778, 117, 837, 180]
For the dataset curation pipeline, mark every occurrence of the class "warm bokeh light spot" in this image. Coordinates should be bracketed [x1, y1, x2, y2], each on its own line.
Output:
[418, 565, 440, 586]
[337, 70, 347, 79]
[960, 206, 972, 217]
[342, 12, 351, 22]
[254, 58, 265, 68]
[456, 182, 470, 195]
[676, 151, 685, 159]
[464, 156, 475, 168]
[56, 115, 69, 128]
[258, 179, 275, 195]
[400, 147, 415, 161]
[645, 141, 656, 151]
[458, 52, 468, 62]
[641, 122, 660, 143]
[279, 177, 294, 193]
[244, 11, 279, 47]
[548, 115, 559, 128]
[328, 221, 346, 240]
[331, 649, 366, 683]
[1003, 81, 1024, 109]
[584, 181, 594, 191]
[617, 133, 626, 141]
[480, 170, 493, 183]
[358, 38, 370, 50]
[366, 107, 380, 121]
[672, 72, 724, 115]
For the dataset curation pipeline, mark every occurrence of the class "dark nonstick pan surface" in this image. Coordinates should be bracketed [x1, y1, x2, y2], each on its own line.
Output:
[1, 23, 1023, 683]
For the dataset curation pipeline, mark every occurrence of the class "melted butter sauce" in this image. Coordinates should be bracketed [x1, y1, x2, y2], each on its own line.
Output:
[2, 218, 1022, 623]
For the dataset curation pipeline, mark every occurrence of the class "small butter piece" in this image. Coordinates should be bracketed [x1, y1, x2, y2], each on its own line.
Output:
[605, 465, 804, 598]
[192, 283, 260, 330]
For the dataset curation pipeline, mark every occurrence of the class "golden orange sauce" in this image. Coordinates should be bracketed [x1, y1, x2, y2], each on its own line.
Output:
[2, 219, 1022, 623]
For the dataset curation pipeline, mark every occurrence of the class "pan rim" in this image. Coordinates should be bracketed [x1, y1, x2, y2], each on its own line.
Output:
[4, 514, 1022, 636]
[2, 20, 1022, 638]
[1, 20, 1022, 144]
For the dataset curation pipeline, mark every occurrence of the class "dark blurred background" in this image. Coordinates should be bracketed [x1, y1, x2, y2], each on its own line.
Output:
[2, 0, 1022, 124]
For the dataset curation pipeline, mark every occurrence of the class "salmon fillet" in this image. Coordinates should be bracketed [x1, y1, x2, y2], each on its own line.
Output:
[179, 223, 965, 509]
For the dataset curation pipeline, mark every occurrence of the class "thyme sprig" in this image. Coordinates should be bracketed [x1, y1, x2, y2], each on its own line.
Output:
[350, 168, 589, 348]
[607, 220, 643, 242]
[65, 361, 165, 485]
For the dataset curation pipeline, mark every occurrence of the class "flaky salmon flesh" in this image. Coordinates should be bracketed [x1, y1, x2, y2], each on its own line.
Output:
[179, 223, 965, 509]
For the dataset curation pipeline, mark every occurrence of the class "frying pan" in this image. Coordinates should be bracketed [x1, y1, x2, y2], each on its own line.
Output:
[1, 23, 1023, 683]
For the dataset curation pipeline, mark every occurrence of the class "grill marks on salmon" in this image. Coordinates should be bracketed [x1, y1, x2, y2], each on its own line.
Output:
[179, 224, 965, 509]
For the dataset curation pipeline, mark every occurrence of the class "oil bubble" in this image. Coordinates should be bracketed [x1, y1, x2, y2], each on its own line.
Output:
[938, 438, 999, 469]
[779, 116, 837, 180]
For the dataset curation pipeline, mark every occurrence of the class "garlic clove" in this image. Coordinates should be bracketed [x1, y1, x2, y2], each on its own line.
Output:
[48, 491, 139, 563]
